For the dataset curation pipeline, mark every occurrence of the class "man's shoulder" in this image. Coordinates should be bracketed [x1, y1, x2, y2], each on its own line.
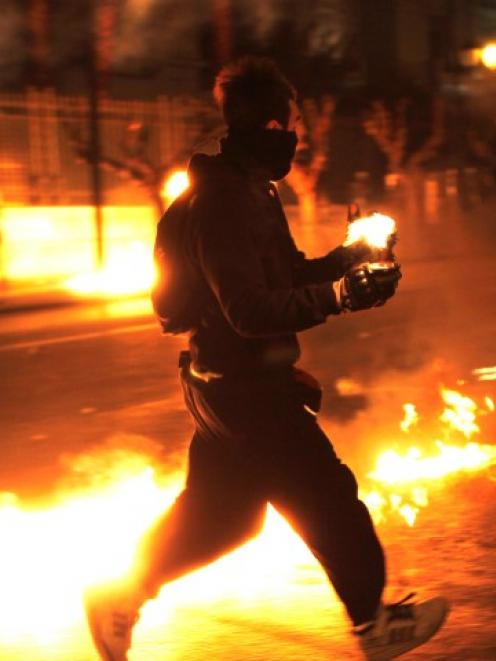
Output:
[191, 168, 255, 221]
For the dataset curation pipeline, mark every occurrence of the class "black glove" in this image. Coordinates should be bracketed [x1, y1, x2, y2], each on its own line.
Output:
[338, 261, 402, 312]
[327, 241, 377, 280]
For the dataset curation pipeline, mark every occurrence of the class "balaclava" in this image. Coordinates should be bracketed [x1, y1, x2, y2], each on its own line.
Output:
[221, 126, 298, 181]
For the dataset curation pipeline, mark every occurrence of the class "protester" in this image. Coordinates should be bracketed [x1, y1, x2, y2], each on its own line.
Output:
[85, 56, 448, 661]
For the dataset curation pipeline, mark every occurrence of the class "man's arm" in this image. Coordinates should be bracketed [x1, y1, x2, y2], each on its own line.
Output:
[291, 244, 372, 286]
[192, 192, 341, 338]
[269, 185, 373, 285]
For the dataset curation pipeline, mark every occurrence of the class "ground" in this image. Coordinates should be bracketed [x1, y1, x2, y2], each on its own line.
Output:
[0, 197, 495, 659]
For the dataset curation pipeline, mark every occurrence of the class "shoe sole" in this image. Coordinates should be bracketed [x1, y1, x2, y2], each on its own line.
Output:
[84, 592, 129, 661]
[364, 600, 450, 660]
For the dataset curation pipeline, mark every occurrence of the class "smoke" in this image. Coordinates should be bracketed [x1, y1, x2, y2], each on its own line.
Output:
[306, 0, 351, 59]
[111, 0, 210, 70]
[0, 2, 26, 85]
[236, 0, 280, 43]
[111, 0, 160, 67]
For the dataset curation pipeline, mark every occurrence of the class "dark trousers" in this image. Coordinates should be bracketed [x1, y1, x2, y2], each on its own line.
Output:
[137, 365, 385, 626]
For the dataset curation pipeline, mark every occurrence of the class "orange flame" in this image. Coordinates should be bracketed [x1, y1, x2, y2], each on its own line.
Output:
[0, 460, 314, 647]
[0, 386, 493, 647]
[64, 241, 157, 297]
[363, 387, 496, 526]
[344, 212, 396, 249]
[399, 403, 419, 433]
[161, 169, 189, 206]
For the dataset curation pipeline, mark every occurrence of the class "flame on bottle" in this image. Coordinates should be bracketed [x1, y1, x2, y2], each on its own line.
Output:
[344, 212, 396, 249]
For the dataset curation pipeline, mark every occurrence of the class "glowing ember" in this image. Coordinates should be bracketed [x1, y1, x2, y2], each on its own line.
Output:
[400, 403, 419, 433]
[486, 396, 495, 412]
[162, 169, 189, 206]
[64, 241, 156, 297]
[344, 212, 396, 249]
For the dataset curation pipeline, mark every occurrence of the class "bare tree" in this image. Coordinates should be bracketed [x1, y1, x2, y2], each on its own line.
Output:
[68, 119, 192, 218]
[285, 95, 335, 221]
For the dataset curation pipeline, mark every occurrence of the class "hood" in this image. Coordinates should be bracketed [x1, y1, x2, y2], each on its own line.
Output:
[187, 148, 271, 191]
[187, 153, 235, 188]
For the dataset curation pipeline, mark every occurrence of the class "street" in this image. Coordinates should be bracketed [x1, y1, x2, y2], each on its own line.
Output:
[1, 202, 496, 660]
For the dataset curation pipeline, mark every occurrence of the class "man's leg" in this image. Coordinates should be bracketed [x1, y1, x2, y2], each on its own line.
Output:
[85, 430, 266, 661]
[134, 431, 267, 598]
[266, 407, 385, 626]
[258, 377, 448, 659]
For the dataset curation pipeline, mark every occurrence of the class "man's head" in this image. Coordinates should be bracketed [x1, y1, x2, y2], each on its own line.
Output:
[213, 56, 298, 131]
[214, 57, 300, 180]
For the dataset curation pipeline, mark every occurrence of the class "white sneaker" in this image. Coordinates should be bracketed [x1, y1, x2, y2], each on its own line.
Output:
[356, 593, 450, 660]
[84, 582, 143, 661]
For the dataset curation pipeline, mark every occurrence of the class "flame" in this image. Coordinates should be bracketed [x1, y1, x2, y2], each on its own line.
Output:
[0, 386, 494, 648]
[0, 458, 176, 644]
[162, 169, 189, 206]
[363, 387, 496, 527]
[64, 241, 156, 297]
[473, 366, 496, 382]
[480, 42, 496, 70]
[368, 441, 496, 485]
[399, 403, 418, 433]
[344, 212, 396, 249]
[439, 387, 479, 438]
[1, 205, 157, 297]
[0, 450, 314, 647]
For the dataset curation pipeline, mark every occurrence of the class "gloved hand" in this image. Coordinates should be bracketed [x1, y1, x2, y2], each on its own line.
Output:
[327, 241, 378, 279]
[337, 261, 402, 312]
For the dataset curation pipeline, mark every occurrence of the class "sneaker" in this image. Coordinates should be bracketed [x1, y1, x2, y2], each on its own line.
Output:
[356, 593, 450, 660]
[84, 582, 143, 661]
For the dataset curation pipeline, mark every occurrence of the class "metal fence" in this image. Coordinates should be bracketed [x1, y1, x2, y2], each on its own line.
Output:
[0, 88, 219, 206]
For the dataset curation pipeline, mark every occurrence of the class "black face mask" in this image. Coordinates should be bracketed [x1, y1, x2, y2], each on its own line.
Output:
[222, 127, 298, 181]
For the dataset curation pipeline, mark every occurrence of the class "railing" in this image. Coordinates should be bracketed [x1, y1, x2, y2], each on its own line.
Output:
[0, 88, 218, 205]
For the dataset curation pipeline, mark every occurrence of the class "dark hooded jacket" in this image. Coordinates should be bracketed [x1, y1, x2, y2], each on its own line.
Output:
[158, 146, 347, 376]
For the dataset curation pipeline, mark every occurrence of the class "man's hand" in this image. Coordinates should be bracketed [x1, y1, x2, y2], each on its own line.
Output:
[337, 261, 402, 312]
[327, 242, 378, 279]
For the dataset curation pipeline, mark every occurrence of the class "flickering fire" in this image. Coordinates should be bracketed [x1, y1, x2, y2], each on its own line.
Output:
[473, 365, 496, 382]
[362, 387, 496, 527]
[399, 403, 418, 433]
[64, 241, 156, 297]
[344, 212, 396, 249]
[480, 42, 496, 70]
[0, 386, 494, 647]
[0, 452, 313, 647]
[1, 205, 157, 287]
[162, 169, 189, 206]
